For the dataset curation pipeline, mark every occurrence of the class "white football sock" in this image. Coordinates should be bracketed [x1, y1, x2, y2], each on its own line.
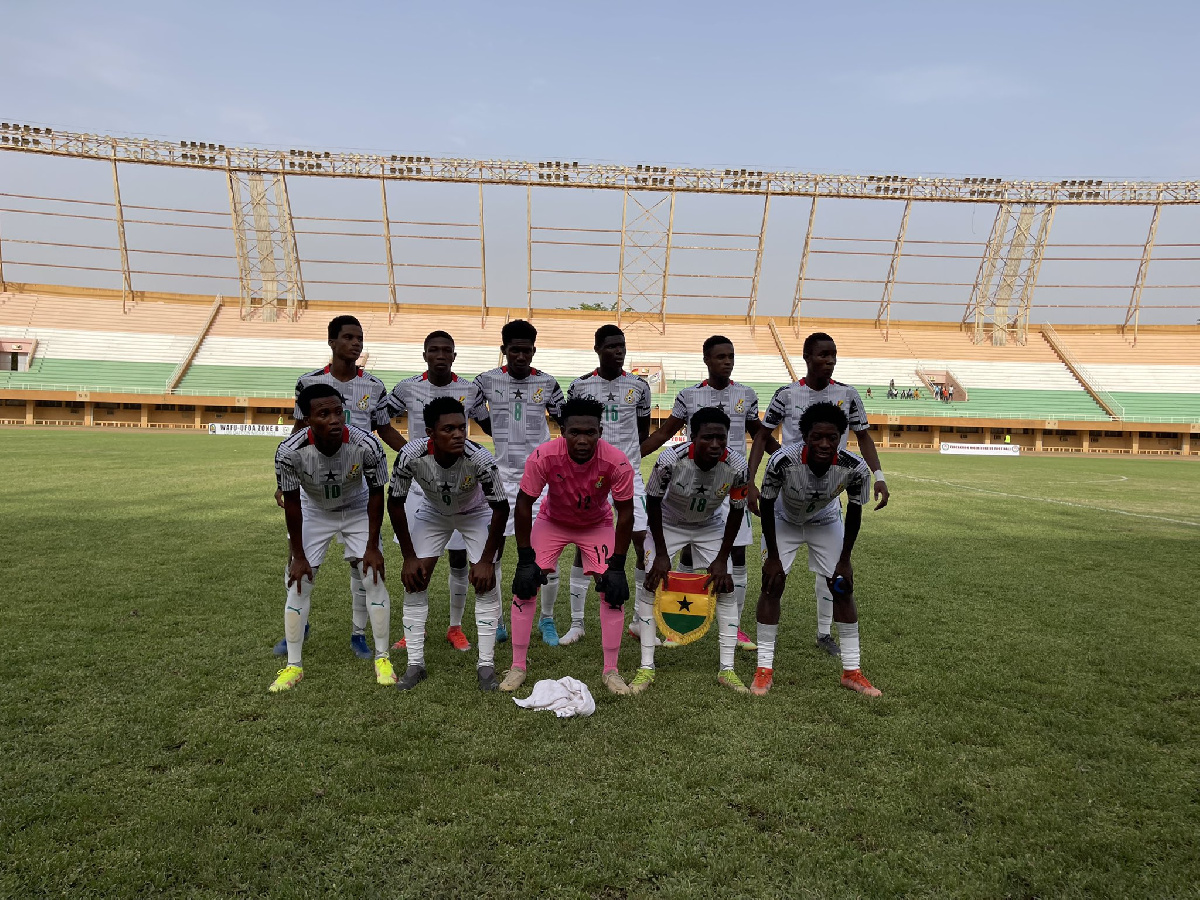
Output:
[815, 574, 833, 638]
[284, 575, 315, 668]
[635, 585, 656, 669]
[630, 566, 646, 634]
[756, 622, 779, 669]
[732, 563, 748, 627]
[402, 589, 430, 667]
[540, 570, 558, 619]
[569, 563, 589, 628]
[494, 561, 506, 626]
[358, 563, 391, 658]
[349, 566, 368, 636]
[716, 592, 738, 670]
[475, 583, 501, 668]
[448, 564, 468, 628]
[838, 620, 861, 671]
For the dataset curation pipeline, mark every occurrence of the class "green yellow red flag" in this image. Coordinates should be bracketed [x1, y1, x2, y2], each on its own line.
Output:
[654, 572, 714, 646]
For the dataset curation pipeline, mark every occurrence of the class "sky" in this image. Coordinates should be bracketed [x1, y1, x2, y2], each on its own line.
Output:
[1, 0, 1198, 324]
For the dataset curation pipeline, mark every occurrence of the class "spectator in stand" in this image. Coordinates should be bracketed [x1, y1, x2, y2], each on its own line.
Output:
[948, 385, 955, 403]
[913, 388, 921, 400]
[865, 387, 873, 399]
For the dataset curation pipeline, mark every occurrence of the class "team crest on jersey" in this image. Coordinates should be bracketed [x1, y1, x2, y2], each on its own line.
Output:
[717, 482, 730, 497]
[461, 475, 474, 490]
[458, 395, 466, 403]
[595, 476, 605, 489]
[735, 399, 745, 412]
[654, 572, 714, 646]
[625, 388, 635, 403]
[357, 395, 370, 410]
[533, 387, 544, 402]
[349, 464, 361, 477]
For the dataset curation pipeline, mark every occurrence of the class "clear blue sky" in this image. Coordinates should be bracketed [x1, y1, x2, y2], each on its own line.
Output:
[3, 1, 1198, 322]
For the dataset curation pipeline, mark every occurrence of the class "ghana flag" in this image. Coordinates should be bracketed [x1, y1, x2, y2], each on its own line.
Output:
[654, 572, 714, 646]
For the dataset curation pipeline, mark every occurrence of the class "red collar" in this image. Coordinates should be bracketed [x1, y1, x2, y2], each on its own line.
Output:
[421, 372, 459, 383]
[700, 379, 736, 388]
[502, 366, 540, 376]
[798, 377, 837, 388]
[801, 444, 809, 464]
[323, 365, 365, 378]
[593, 368, 626, 379]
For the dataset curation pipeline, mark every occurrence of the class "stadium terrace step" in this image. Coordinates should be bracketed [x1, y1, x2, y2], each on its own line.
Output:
[0, 358, 173, 393]
[860, 386, 1110, 421]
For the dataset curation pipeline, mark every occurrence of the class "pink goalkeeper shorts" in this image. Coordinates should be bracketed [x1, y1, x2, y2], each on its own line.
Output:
[531, 516, 616, 576]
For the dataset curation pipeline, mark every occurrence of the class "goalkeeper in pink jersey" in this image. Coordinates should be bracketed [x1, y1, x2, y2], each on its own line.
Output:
[500, 397, 637, 696]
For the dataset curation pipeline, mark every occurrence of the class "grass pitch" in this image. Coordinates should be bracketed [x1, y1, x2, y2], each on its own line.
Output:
[1, 431, 1197, 898]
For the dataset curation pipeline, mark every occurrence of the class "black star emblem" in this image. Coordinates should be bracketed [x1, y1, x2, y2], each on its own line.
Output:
[695, 485, 707, 495]
[324, 471, 338, 482]
[677, 598, 693, 612]
[606, 392, 617, 401]
[715, 402, 726, 411]
[513, 389, 524, 399]
[438, 481, 453, 493]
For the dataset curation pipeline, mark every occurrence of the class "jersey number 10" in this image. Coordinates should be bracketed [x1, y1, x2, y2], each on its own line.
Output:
[324, 484, 342, 500]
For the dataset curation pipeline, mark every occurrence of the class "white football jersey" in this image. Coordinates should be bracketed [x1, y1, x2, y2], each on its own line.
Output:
[376, 372, 489, 437]
[472, 366, 565, 483]
[275, 425, 388, 512]
[389, 439, 506, 517]
[759, 442, 872, 526]
[294, 366, 388, 432]
[645, 442, 749, 527]
[762, 379, 868, 449]
[671, 380, 760, 448]
[567, 369, 652, 465]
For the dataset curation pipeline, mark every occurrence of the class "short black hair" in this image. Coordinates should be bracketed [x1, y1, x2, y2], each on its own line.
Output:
[799, 401, 848, 439]
[689, 406, 731, 434]
[594, 324, 624, 349]
[327, 315, 361, 342]
[702, 334, 734, 356]
[423, 396, 466, 429]
[501, 319, 537, 347]
[802, 331, 836, 356]
[561, 396, 604, 425]
[297, 383, 343, 416]
[424, 330, 455, 349]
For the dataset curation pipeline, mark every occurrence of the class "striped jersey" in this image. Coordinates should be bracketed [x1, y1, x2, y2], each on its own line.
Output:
[274, 424, 388, 512]
[388, 439, 506, 517]
[294, 366, 389, 432]
[670, 380, 760, 448]
[472, 366, 565, 483]
[375, 372, 489, 437]
[762, 378, 868, 449]
[645, 442, 750, 527]
[759, 442, 872, 526]
[567, 369, 652, 466]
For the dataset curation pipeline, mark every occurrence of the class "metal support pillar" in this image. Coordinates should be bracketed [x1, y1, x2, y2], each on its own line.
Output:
[274, 174, 304, 320]
[478, 180, 488, 321]
[526, 184, 534, 318]
[226, 172, 254, 320]
[249, 173, 279, 321]
[965, 203, 1007, 339]
[111, 153, 133, 312]
[746, 192, 771, 329]
[875, 198, 912, 341]
[1124, 203, 1162, 345]
[381, 178, 398, 323]
[1014, 205, 1055, 345]
[615, 190, 673, 333]
[992, 204, 1036, 345]
[227, 169, 304, 321]
[789, 197, 817, 334]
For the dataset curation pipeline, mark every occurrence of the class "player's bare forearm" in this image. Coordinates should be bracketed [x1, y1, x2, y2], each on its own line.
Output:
[283, 492, 305, 560]
[760, 498, 779, 559]
[647, 498, 669, 558]
[613, 499, 634, 557]
[854, 429, 890, 508]
[640, 415, 684, 457]
[387, 495, 416, 559]
[637, 415, 651, 444]
[477, 416, 493, 437]
[717, 509, 743, 564]
[481, 500, 509, 566]
[366, 488, 385, 548]
[514, 491, 536, 549]
[839, 503, 862, 567]
[747, 427, 770, 481]
[376, 422, 407, 453]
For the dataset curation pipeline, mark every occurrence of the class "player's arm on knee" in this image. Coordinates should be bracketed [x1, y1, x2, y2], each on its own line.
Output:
[645, 497, 670, 591]
[473, 497, 509, 593]
[640, 414, 684, 458]
[282, 491, 312, 585]
[833, 502, 862, 590]
[759, 497, 786, 597]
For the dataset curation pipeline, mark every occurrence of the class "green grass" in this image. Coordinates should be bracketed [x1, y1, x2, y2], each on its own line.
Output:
[1, 432, 1197, 898]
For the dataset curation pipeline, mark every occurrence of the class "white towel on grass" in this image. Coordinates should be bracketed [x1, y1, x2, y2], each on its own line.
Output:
[512, 676, 596, 718]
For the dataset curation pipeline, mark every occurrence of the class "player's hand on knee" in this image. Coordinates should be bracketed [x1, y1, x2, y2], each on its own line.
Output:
[274, 488, 286, 509]
[705, 559, 732, 595]
[830, 560, 854, 595]
[287, 555, 314, 587]
[512, 547, 547, 600]
[761, 556, 786, 597]
[361, 547, 386, 584]
[402, 557, 430, 593]
[644, 554, 671, 592]
[598, 553, 629, 608]
[469, 559, 496, 594]
[746, 484, 761, 517]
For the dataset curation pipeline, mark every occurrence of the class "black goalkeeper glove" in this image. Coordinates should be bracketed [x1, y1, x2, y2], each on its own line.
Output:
[597, 553, 629, 608]
[512, 546, 547, 601]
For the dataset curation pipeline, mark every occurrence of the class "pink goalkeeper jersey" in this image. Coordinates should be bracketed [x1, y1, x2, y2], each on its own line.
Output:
[519, 437, 635, 528]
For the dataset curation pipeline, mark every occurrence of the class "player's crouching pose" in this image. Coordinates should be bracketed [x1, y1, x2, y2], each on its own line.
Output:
[636, 407, 751, 694]
[270, 384, 395, 693]
[505, 397, 636, 696]
[753, 401, 881, 698]
[387, 398, 509, 692]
